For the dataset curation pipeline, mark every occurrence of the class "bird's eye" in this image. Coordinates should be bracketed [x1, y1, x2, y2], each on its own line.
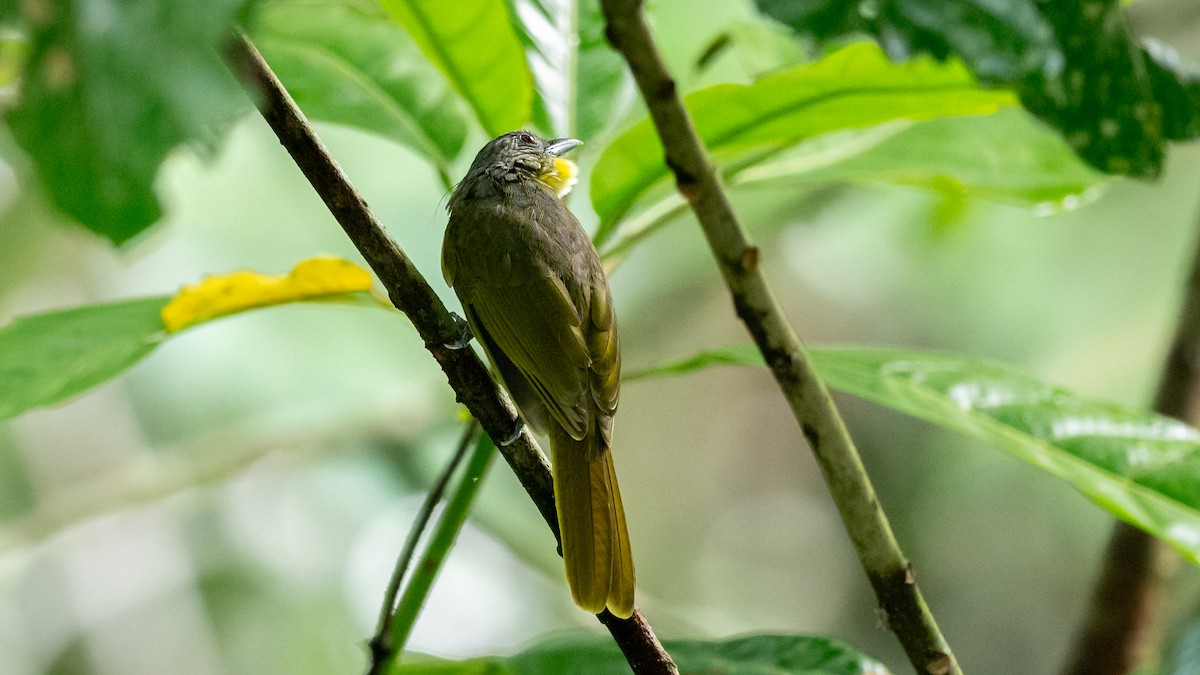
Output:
[518, 132, 536, 146]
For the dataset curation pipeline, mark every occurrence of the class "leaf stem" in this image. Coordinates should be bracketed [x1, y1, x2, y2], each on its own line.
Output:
[599, 2, 961, 672]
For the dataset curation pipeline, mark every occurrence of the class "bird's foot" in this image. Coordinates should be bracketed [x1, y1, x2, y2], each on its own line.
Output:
[443, 312, 473, 350]
[499, 418, 524, 446]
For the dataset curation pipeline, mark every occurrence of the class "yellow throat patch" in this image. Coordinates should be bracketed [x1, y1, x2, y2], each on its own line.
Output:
[540, 157, 578, 198]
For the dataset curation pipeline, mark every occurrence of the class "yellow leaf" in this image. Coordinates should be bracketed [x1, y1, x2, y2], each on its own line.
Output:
[161, 257, 375, 333]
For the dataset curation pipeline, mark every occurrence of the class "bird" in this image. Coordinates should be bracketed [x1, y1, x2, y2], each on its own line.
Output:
[442, 130, 634, 618]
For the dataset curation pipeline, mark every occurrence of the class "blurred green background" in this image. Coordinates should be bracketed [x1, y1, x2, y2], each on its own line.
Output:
[3, 0, 1200, 673]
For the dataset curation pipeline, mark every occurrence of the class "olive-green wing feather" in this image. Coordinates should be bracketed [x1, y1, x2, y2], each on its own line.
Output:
[443, 208, 593, 439]
[586, 274, 620, 448]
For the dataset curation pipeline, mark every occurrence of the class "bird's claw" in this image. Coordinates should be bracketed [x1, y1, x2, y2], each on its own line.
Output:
[443, 312, 473, 350]
[499, 419, 524, 447]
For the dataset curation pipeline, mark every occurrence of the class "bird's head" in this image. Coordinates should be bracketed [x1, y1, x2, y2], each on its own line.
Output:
[464, 130, 582, 198]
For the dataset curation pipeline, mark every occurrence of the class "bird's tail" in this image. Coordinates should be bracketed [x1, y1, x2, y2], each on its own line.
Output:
[549, 424, 635, 618]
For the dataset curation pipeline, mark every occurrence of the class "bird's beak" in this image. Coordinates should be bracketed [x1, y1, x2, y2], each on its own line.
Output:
[546, 138, 583, 156]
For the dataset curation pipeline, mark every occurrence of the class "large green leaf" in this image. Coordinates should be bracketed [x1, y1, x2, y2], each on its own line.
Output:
[505, 0, 633, 140]
[380, 0, 532, 137]
[600, 108, 1104, 262]
[754, 0, 1055, 83]
[737, 108, 1105, 209]
[590, 41, 1016, 244]
[252, 1, 468, 179]
[395, 633, 890, 674]
[694, 19, 809, 79]
[570, 1, 633, 141]
[754, 0, 1200, 178]
[0, 298, 169, 420]
[5, 0, 248, 244]
[1144, 39, 1200, 142]
[630, 345, 1200, 565]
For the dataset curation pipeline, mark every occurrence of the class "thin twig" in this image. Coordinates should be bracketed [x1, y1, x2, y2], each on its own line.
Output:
[1060, 202, 1200, 675]
[385, 431, 496, 667]
[367, 419, 480, 675]
[598, 2, 959, 673]
[223, 33, 677, 675]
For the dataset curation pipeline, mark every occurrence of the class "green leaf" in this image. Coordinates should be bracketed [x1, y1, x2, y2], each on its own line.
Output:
[666, 634, 891, 674]
[808, 345, 1200, 563]
[5, 0, 248, 244]
[394, 633, 890, 674]
[1014, 1, 1167, 177]
[1144, 39, 1200, 142]
[380, 0, 532, 137]
[695, 19, 809, 79]
[632, 344, 1200, 564]
[755, 0, 1055, 83]
[0, 298, 169, 420]
[0, 260, 385, 420]
[252, 0, 468, 179]
[590, 41, 1017, 244]
[505, 0, 633, 140]
[571, 2, 633, 141]
[736, 108, 1106, 210]
[626, 344, 763, 381]
[754, 0, 1200, 178]
[601, 108, 1104, 263]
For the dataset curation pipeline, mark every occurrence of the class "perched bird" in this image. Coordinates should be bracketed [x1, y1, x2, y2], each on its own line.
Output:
[442, 130, 634, 618]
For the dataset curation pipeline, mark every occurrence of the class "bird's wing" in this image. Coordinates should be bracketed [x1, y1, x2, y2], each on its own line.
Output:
[585, 273, 620, 449]
[444, 206, 594, 439]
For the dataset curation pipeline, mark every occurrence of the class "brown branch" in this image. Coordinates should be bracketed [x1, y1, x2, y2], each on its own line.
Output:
[1060, 210, 1200, 675]
[222, 33, 676, 675]
[599, 2, 959, 673]
[1060, 522, 1167, 675]
[1154, 225, 1200, 425]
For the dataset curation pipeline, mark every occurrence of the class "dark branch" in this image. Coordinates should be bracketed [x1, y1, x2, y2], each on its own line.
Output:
[1060, 522, 1167, 675]
[599, 2, 960, 673]
[223, 33, 676, 675]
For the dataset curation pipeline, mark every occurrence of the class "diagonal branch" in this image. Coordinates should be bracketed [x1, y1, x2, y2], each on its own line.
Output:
[223, 33, 677, 675]
[1060, 197, 1200, 675]
[598, 2, 960, 673]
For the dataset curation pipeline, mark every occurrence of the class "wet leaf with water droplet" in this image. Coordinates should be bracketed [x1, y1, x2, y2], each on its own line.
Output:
[630, 344, 1200, 563]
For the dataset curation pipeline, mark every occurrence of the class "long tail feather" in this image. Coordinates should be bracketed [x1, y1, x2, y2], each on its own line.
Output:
[550, 425, 635, 617]
[603, 449, 635, 617]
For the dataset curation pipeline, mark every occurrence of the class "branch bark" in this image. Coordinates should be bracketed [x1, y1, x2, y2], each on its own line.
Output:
[1061, 210, 1200, 675]
[599, 2, 959, 673]
[223, 34, 676, 675]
